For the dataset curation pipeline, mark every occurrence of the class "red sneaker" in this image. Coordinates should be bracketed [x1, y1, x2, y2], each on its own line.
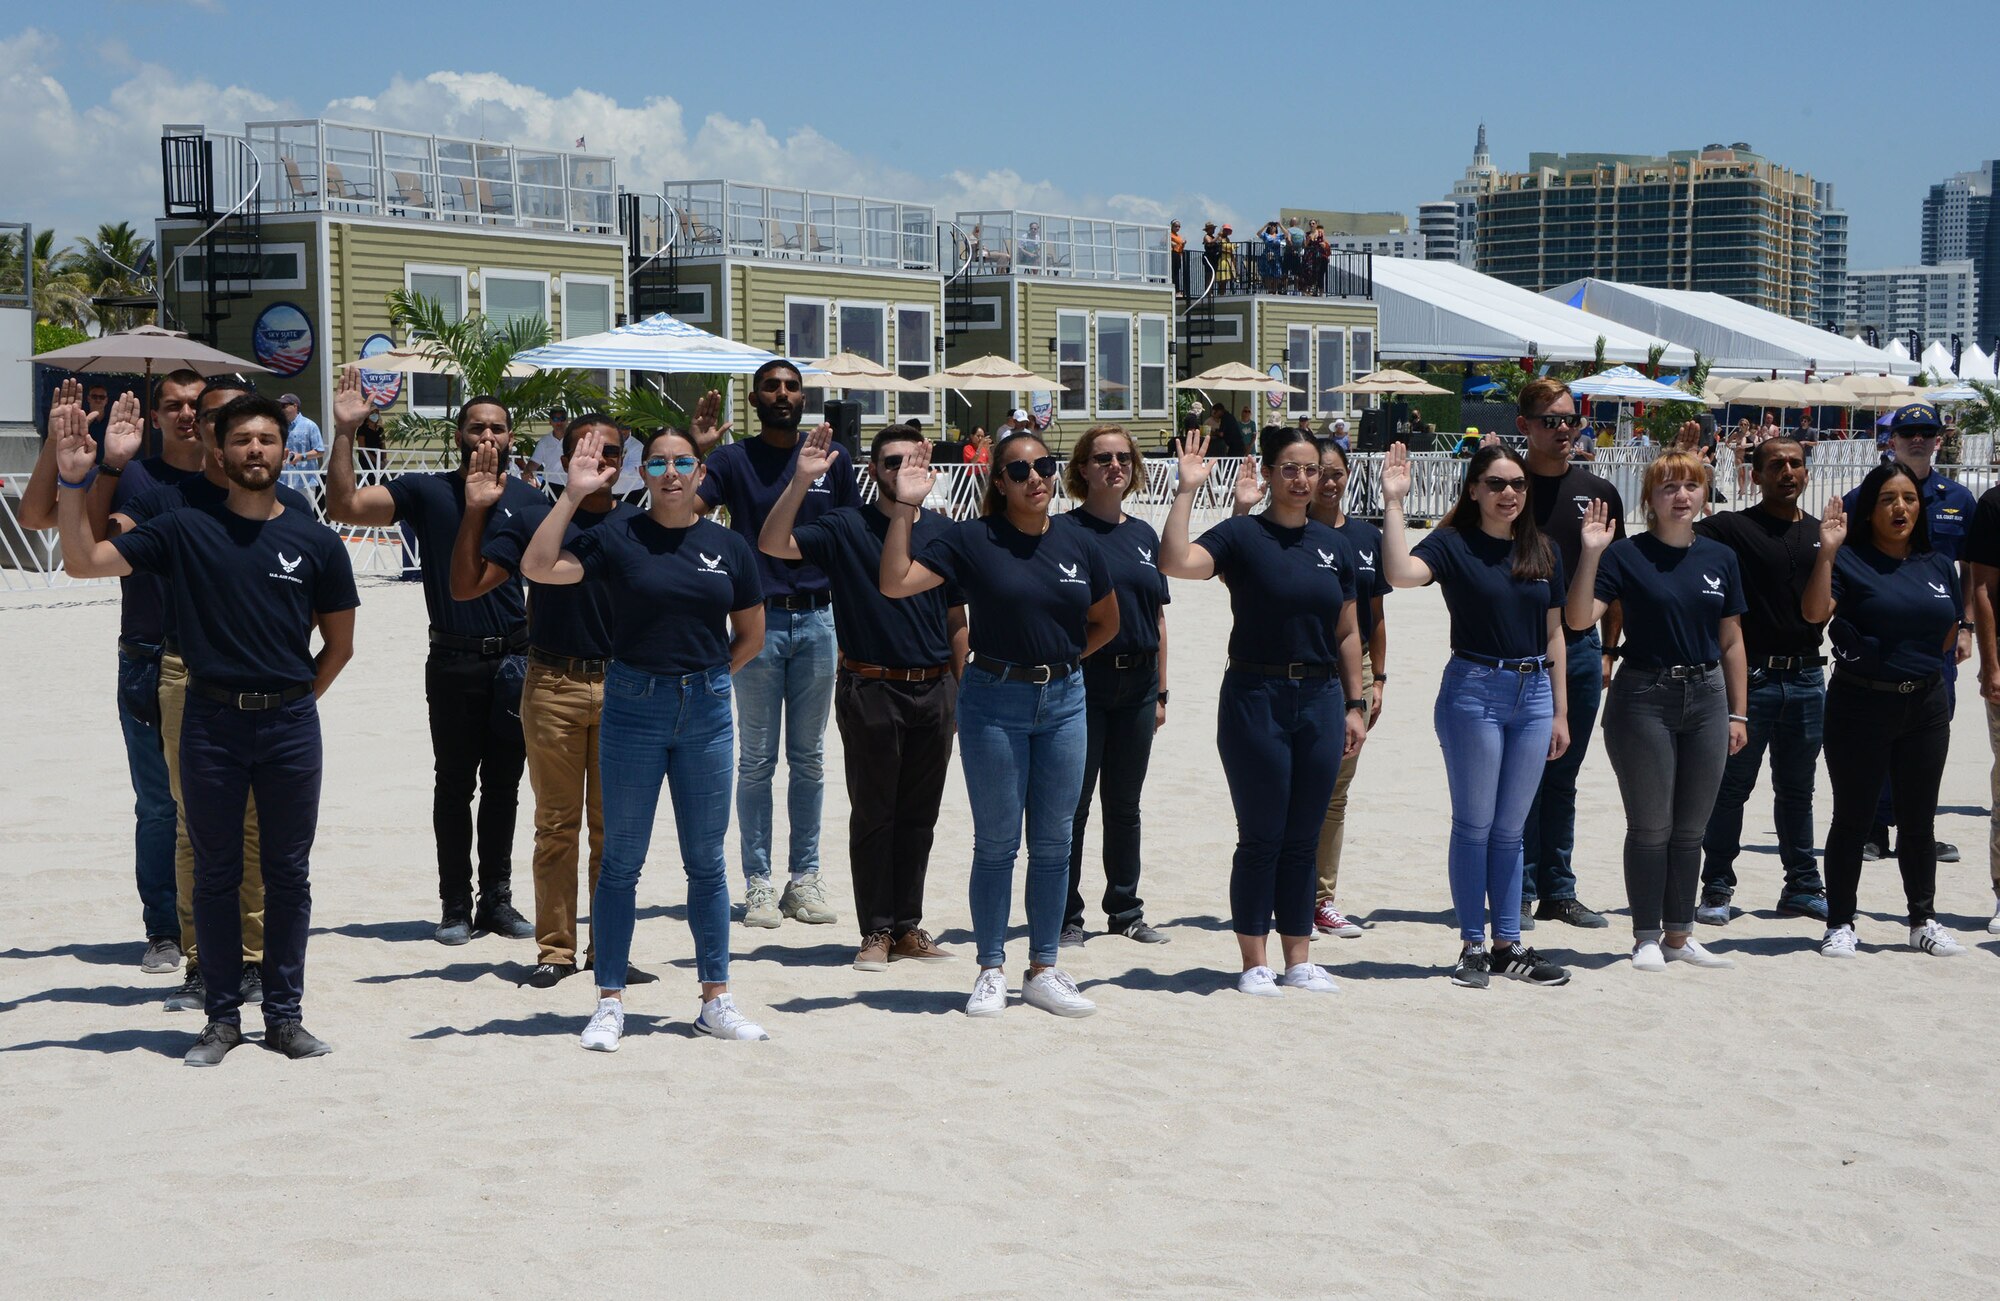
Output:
[1314, 900, 1362, 938]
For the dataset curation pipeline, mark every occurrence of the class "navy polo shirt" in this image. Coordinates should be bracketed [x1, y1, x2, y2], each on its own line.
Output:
[482, 498, 638, 660]
[1829, 544, 1961, 682]
[697, 436, 859, 600]
[123, 474, 315, 648]
[112, 501, 359, 690]
[1592, 534, 1746, 668]
[1841, 469, 1977, 565]
[1059, 508, 1169, 658]
[569, 515, 762, 676]
[384, 471, 541, 635]
[1194, 514, 1355, 665]
[1412, 526, 1565, 661]
[792, 504, 962, 669]
[1329, 515, 1389, 644]
[109, 456, 201, 645]
[915, 514, 1111, 666]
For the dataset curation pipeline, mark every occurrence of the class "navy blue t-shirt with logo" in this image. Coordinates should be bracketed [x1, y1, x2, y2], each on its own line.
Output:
[792, 504, 962, 669]
[915, 514, 1111, 666]
[1329, 515, 1389, 644]
[1842, 470, 1977, 564]
[1060, 509, 1170, 658]
[1412, 526, 1564, 661]
[109, 456, 201, 645]
[122, 473, 314, 648]
[568, 515, 762, 676]
[697, 436, 860, 600]
[1829, 544, 1961, 681]
[1194, 514, 1355, 665]
[1592, 533, 1746, 668]
[111, 501, 359, 689]
[385, 470, 541, 636]
[482, 498, 638, 660]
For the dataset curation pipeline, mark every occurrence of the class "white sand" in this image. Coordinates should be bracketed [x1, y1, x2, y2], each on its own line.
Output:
[4, 574, 1999, 1298]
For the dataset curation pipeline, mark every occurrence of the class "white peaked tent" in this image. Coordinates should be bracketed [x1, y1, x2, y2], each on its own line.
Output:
[1369, 258, 1694, 366]
[1920, 340, 1958, 382]
[1958, 343, 1997, 384]
[1886, 339, 1912, 363]
[1568, 365, 1712, 403]
[1546, 278, 1918, 377]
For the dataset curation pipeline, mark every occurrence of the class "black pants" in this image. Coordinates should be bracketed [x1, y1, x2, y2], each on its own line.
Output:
[1217, 673, 1346, 936]
[1172, 250, 1189, 297]
[834, 670, 956, 939]
[1822, 675, 1948, 928]
[1067, 659, 1158, 932]
[180, 692, 320, 1026]
[425, 648, 528, 917]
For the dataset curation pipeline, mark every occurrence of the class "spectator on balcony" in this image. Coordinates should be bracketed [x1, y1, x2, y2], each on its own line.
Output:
[1018, 222, 1043, 272]
[1201, 223, 1221, 287]
[1216, 227, 1237, 286]
[1302, 222, 1331, 296]
[1259, 223, 1285, 293]
[1284, 217, 1305, 285]
[1170, 220, 1188, 298]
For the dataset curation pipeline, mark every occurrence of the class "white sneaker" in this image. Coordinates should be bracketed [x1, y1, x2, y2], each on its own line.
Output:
[1279, 962, 1338, 993]
[1022, 968, 1096, 1018]
[1909, 919, 1967, 957]
[1237, 965, 1283, 997]
[693, 993, 770, 1040]
[1631, 940, 1667, 972]
[1821, 924, 1858, 959]
[579, 997, 623, 1052]
[965, 967, 1008, 1018]
[1663, 938, 1734, 969]
[1988, 899, 2000, 936]
[742, 878, 781, 929]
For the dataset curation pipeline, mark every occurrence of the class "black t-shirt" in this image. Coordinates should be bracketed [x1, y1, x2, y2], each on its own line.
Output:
[123, 474, 316, 647]
[1328, 515, 1390, 644]
[1194, 514, 1355, 665]
[482, 498, 638, 660]
[696, 436, 860, 599]
[1060, 509, 1170, 658]
[569, 515, 762, 676]
[109, 456, 201, 644]
[915, 514, 1111, 666]
[385, 471, 541, 635]
[1529, 464, 1623, 637]
[793, 505, 962, 669]
[1694, 506, 1826, 659]
[1592, 534, 1746, 668]
[1959, 485, 2000, 571]
[1412, 526, 1564, 660]
[1829, 545, 1960, 681]
[112, 501, 359, 689]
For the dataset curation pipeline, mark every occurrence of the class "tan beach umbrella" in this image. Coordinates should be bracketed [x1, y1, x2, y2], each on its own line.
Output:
[1829, 373, 1919, 407]
[798, 351, 929, 392]
[1329, 368, 1452, 396]
[1728, 378, 1819, 408]
[344, 349, 537, 379]
[29, 323, 269, 377]
[1705, 376, 1751, 403]
[923, 353, 1067, 391]
[1798, 381, 1859, 408]
[1182, 361, 1302, 394]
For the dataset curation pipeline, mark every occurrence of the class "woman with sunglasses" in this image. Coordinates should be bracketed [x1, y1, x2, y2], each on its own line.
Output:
[1161, 427, 1366, 997]
[523, 429, 772, 1051]
[880, 433, 1117, 1018]
[1380, 442, 1573, 989]
[1057, 425, 1171, 948]
[1804, 462, 1969, 959]
[1565, 451, 1748, 973]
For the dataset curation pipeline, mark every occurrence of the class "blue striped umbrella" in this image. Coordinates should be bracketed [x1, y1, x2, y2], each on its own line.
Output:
[1568, 365, 1713, 403]
[514, 312, 827, 375]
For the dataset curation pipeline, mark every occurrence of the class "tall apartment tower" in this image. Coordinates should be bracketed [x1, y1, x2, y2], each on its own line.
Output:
[1432, 123, 1498, 267]
[1922, 162, 1996, 348]
[1813, 180, 1848, 328]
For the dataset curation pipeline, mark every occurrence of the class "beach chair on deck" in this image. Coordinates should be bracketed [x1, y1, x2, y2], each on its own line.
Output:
[324, 163, 375, 205]
[389, 171, 431, 214]
[766, 218, 802, 255]
[675, 206, 723, 247]
[280, 155, 319, 208]
[474, 179, 514, 218]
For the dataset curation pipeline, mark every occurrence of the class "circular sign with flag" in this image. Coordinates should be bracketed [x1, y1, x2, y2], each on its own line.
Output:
[358, 332, 403, 409]
[1265, 363, 1285, 410]
[1030, 391, 1054, 430]
[251, 302, 314, 377]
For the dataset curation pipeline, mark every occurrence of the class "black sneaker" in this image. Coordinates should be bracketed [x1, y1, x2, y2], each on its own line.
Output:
[1934, 841, 1961, 864]
[1492, 944, 1571, 986]
[1117, 920, 1169, 944]
[1862, 826, 1889, 862]
[1058, 925, 1087, 949]
[435, 912, 473, 946]
[141, 936, 182, 974]
[582, 955, 658, 984]
[525, 962, 576, 989]
[1450, 946, 1491, 989]
[240, 965, 264, 1005]
[264, 1021, 332, 1060]
[474, 897, 535, 940]
[184, 1019, 243, 1068]
[1775, 892, 1830, 921]
[1535, 898, 1609, 929]
[164, 968, 206, 1013]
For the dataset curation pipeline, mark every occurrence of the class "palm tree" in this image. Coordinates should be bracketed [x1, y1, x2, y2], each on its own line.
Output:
[1952, 380, 2000, 441]
[69, 221, 157, 332]
[21, 230, 93, 329]
[385, 288, 605, 450]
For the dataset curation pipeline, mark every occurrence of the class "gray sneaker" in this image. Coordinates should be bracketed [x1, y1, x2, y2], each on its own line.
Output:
[1696, 899, 1732, 927]
[779, 873, 837, 925]
[743, 878, 782, 929]
[164, 968, 205, 1013]
[141, 936, 182, 974]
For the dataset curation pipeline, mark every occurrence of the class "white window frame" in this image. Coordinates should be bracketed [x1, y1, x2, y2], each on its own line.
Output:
[561, 273, 617, 395]
[1056, 309, 1090, 415]
[950, 296, 1003, 329]
[404, 263, 468, 417]
[1204, 313, 1245, 344]
[1094, 311, 1134, 419]
[895, 303, 935, 422]
[651, 281, 712, 324]
[835, 298, 890, 421]
[1287, 325, 1312, 415]
[177, 241, 306, 291]
[785, 295, 831, 418]
[1316, 326, 1348, 416]
[1136, 313, 1169, 416]
[478, 267, 552, 330]
[1351, 326, 1376, 411]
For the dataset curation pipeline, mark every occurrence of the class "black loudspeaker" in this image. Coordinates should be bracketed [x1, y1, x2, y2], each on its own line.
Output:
[1357, 409, 1388, 452]
[824, 400, 863, 459]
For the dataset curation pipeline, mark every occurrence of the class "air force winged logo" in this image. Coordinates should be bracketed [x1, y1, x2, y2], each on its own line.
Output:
[278, 552, 302, 574]
[1060, 562, 1078, 577]
[700, 552, 722, 570]
[1358, 549, 1376, 567]
[1316, 548, 1339, 569]
[1054, 559, 1087, 587]
[1702, 573, 1723, 594]
[1136, 546, 1155, 567]
[1929, 581, 1952, 599]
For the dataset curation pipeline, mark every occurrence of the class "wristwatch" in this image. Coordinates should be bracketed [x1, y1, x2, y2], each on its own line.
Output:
[1156, 690, 1170, 705]
[1345, 698, 1367, 713]
[1959, 620, 1975, 631]
[99, 461, 124, 477]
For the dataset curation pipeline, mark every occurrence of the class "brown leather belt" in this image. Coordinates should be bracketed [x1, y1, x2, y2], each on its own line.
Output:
[841, 656, 949, 682]
[528, 647, 608, 677]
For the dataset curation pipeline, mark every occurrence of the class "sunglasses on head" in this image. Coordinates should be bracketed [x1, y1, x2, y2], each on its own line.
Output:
[1480, 474, 1529, 494]
[1533, 412, 1585, 430]
[1002, 455, 1059, 483]
[643, 455, 699, 477]
[1091, 450, 1134, 467]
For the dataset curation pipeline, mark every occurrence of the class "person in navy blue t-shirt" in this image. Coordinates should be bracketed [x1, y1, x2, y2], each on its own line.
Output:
[525, 427, 773, 1051]
[325, 367, 537, 946]
[1163, 426, 1365, 999]
[880, 432, 1117, 1019]
[57, 393, 358, 1067]
[1804, 461, 1970, 959]
[1565, 450, 1748, 974]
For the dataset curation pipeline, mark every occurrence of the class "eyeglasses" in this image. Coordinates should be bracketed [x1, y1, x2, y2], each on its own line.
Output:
[1480, 476, 1529, 494]
[1274, 463, 1322, 480]
[1001, 456, 1059, 482]
[878, 454, 906, 472]
[1091, 451, 1135, 467]
[1533, 413, 1585, 430]
[644, 455, 699, 477]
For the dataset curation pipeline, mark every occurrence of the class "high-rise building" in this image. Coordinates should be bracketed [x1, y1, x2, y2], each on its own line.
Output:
[1429, 123, 1497, 267]
[1476, 142, 1819, 317]
[1417, 200, 1458, 261]
[1842, 261, 1977, 351]
[1277, 209, 1425, 259]
[1921, 161, 1996, 350]
[1812, 180, 1848, 328]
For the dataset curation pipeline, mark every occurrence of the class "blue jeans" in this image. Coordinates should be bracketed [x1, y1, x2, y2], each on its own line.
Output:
[1701, 666, 1826, 900]
[595, 662, 736, 990]
[1216, 672, 1346, 937]
[733, 606, 836, 882]
[1435, 659, 1554, 944]
[117, 648, 179, 940]
[957, 667, 1088, 968]
[1523, 630, 1600, 906]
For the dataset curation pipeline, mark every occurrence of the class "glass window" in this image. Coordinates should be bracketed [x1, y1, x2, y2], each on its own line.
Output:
[787, 299, 828, 418]
[563, 277, 615, 396]
[1317, 327, 1347, 415]
[1288, 326, 1312, 415]
[1351, 328, 1375, 410]
[1096, 313, 1132, 417]
[896, 305, 934, 420]
[406, 265, 466, 414]
[839, 303, 887, 417]
[482, 271, 547, 330]
[1058, 311, 1089, 414]
[1138, 316, 1168, 414]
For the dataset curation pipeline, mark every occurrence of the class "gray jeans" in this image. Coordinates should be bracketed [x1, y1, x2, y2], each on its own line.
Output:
[1602, 665, 1730, 939]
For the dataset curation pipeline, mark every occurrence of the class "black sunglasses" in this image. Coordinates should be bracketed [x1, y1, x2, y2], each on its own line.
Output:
[1534, 413, 1585, 430]
[1091, 450, 1134, 467]
[1480, 475, 1529, 493]
[878, 453, 906, 472]
[1002, 456, 1059, 482]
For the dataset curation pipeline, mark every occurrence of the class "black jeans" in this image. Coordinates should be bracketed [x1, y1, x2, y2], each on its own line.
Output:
[1067, 659, 1158, 932]
[1601, 666, 1729, 938]
[1217, 672, 1346, 937]
[834, 670, 956, 939]
[1701, 666, 1826, 901]
[425, 647, 528, 917]
[1822, 674, 1948, 929]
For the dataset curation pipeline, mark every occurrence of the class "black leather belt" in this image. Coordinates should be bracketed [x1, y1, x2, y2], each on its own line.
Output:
[1228, 659, 1337, 679]
[969, 656, 1079, 684]
[1833, 670, 1940, 696]
[430, 627, 527, 656]
[841, 656, 949, 682]
[1454, 651, 1549, 674]
[116, 638, 161, 662]
[1089, 651, 1157, 670]
[766, 592, 832, 611]
[1625, 660, 1721, 679]
[1758, 655, 1827, 670]
[528, 647, 607, 676]
[190, 680, 312, 710]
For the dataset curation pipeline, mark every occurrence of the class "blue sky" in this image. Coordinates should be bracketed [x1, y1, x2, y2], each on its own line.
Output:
[6, 0, 1988, 271]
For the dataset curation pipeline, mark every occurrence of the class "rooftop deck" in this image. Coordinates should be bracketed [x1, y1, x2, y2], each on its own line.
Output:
[952, 210, 1171, 285]
[663, 181, 937, 271]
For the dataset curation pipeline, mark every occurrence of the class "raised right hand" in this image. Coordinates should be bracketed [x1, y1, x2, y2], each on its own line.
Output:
[1381, 442, 1412, 505]
[1175, 430, 1213, 493]
[691, 389, 732, 453]
[51, 401, 97, 483]
[1232, 455, 1265, 513]
[101, 391, 144, 468]
[1580, 498, 1614, 556]
[891, 441, 936, 506]
[1819, 495, 1846, 551]
[333, 365, 372, 434]
[563, 429, 618, 499]
[794, 422, 835, 484]
[464, 441, 506, 510]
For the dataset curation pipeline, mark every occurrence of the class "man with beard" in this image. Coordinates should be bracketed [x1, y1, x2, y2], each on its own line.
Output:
[56, 393, 358, 1066]
[326, 368, 541, 945]
[695, 360, 859, 928]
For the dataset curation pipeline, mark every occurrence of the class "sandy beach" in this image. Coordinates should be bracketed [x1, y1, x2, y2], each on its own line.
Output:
[4, 571, 1999, 1299]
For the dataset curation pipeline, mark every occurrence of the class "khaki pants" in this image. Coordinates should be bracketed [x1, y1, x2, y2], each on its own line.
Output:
[1987, 702, 2000, 896]
[1315, 662, 1375, 903]
[158, 651, 265, 964]
[522, 663, 605, 966]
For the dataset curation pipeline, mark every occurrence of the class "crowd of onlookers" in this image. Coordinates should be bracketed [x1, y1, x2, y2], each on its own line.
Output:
[1171, 216, 1339, 298]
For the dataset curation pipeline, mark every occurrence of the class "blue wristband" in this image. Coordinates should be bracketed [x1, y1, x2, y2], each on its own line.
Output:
[57, 469, 98, 491]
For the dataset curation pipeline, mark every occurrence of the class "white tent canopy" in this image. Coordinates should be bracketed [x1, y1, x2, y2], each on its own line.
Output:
[1545, 278, 1919, 378]
[1886, 338, 1912, 363]
[1370, 258, 1694, 367]
[1568, 364, 1708, 403]
[1920, 340, 1957, 382]
[1961, 344, 1997, 384]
